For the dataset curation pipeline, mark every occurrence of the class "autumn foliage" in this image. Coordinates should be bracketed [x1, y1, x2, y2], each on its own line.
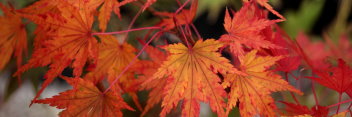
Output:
[0, 0, 351, 117]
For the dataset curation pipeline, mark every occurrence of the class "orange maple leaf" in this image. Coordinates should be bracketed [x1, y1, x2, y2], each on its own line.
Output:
[0, 4, 27, 70]
[98, 0, 160, 31]
[222, 50, 302, 116]
[152, 39, 236, 117]
[97, 0, 158, 31]
[15, 2, 98, 103]
[155, 0, 197, 30]
[220, 2, 280, 56]
[92, 35, 136, 82]
[133, 45, 168, 116]
[16, 0, 63, 50]
[34, 76, 134, 117]
[98, 0, 121, 32]
[16, 0, 60, 15]
[91, 35, 143, 111]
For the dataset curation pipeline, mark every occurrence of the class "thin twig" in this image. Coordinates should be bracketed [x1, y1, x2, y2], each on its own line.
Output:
[103, 31, 163, 93]
[92, 27, 161, 35]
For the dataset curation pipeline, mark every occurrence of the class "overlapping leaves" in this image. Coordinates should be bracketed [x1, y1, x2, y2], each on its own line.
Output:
[1, 0, 351, 117]
[14, 1, 98, 102]
[151, 39, 234, 117]
[223, 50, 302, 116]
[34, 76, 133, 117]
[220, 2, 280, 56]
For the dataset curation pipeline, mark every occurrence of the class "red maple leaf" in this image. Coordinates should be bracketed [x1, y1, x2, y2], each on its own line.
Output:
[296, 32, 331, 71]
[308, 59, 352, 95]
[269, 28, 301, 72]
[220, 2, 280, 56]
[243, 0, 285, 20]
[281, 101, 329, 117]
[14, 1, 99, 103]
[34, 76, 134, 117]
[325, 33, 352, 63]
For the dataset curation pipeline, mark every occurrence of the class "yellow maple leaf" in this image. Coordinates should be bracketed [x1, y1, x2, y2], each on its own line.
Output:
[152, 39, 236, 117]
[223, 50, 302, 117]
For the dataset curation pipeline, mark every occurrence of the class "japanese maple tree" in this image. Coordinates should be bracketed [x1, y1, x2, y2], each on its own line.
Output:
[0, 0, 351, 117]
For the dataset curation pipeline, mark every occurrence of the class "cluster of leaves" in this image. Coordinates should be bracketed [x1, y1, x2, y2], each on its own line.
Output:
[0, 0, 351, 116]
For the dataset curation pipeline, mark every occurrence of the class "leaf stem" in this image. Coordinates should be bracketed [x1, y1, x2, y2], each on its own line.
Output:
[96, 81, 106, 92]
[288, 72, 299, 80]
[178, 25, 191, 48]
[122, 4, 145, 42]
[103, 31, 163, 94]
[285, 72, 300, 104]
[347, 103, 352, 116]
[92, 26, 161, 36]
[175, 0, 191, 14]
[336, 93, 342, 114]
[327, 98, 352, 108]
[173, 14, 192, 47]
[311, 81, 319, 106]
[117, 0, 138, 7]
[191, 23, 201, 40]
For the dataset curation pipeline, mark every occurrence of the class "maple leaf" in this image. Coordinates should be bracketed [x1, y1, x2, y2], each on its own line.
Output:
[295, 32, 331, 71]
[0, 4, 27, 70]
[141, 74, 168, 116]
[155, 0, 198, 30]
[98, 0, 120, 32]
[14, 2, 98, 103]
[281, 102, 329, 117]
[135, 61, 167, 116]
[152, 39, 235, 117]
[243, 0, 285, 20]
[16, 0, 60, 15]
[17, 0, 101, 16]
[222, 50, 302, 116]
[220, 2, 279, 56]
[16, 0, 64, 50]
[333, 111, 348, 117]
[270, 29, 301, 72]
[96, 0, 155, 32]
[325, 33, 352, 63]
[347, 87, 352, 98]
[133, 45, 168, 116]
[91, 35, 143, 111]
[19, 0, 112, 32]
[34, 76, 134, 117]
[307, 59, 352, 95]
[280, 102, 349, 117]
[92, 35, 136, 82]
[96, 0, 156, 31]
